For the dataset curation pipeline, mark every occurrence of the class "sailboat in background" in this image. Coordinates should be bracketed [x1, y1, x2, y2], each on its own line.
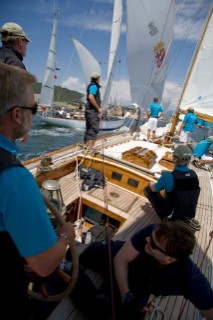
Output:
[126, 0, 175, 110]
[101, 0, 123, 109]
[40, 0, 130, 130]
[39, 9, 59, 108]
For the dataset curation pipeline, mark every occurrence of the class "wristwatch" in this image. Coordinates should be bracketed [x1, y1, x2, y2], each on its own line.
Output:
[58, 232, 70, 245]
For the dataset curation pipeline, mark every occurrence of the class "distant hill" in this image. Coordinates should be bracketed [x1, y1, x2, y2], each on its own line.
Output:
[33, 82, 84, 105]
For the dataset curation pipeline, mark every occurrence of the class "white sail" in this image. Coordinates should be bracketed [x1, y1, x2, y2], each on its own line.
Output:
[126, 0, 175, 108]
[179, 6, 213, 119]
[39, 10, 59, 107]
[72, 37, 101, 87]
[101, 0, 123, 109]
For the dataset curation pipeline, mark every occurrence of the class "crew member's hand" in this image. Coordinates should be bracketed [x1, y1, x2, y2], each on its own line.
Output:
[122, 292, 146, 320]
[98, 107, 102, 114]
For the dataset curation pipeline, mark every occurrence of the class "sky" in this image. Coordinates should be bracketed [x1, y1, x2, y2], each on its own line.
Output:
[0, 0, 212, 109]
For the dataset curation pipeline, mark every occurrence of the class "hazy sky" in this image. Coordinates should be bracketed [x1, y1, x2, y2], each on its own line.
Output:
[0, 0, 212, 108]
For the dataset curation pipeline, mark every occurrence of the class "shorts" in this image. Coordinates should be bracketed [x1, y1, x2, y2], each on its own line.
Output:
[201, 154, 213, 161]
[147, 117, 158, 131]
[179, 131, 191, 143]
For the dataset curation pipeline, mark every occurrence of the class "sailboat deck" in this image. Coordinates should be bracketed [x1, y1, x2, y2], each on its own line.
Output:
[48, 166, 213, 320]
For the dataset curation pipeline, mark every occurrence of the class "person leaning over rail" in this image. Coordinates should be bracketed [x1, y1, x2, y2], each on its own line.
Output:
[192, 136, 213, 168]
[143, 145, 200, 228]
[0, 64, 75, 319]
[71, 220, 213, 320]
[177, 107, 199, 144]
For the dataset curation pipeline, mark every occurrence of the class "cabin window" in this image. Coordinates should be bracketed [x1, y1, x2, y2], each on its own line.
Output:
[111, 171, 122, 181]
[127, 178, 139, 188]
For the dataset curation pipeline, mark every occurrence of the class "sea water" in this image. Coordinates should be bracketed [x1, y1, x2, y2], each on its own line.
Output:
[16, 117, 212, 161]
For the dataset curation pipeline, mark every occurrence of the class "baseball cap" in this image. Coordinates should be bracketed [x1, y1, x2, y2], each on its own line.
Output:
[91, 71, 100, 79]
[0, 22, 31, 42]
[173, 145, 192, 159]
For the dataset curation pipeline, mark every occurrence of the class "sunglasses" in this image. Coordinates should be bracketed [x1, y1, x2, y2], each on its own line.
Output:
[149, 235, 170, 256]
[8, 102, 38, 115]
[21, 37, 28, 43]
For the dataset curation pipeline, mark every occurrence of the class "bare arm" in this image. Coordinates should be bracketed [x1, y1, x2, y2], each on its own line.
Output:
[178, 121, 185, 133]
[113, 239, 140, 297]
[200, 308, 213, 320]
[26, 222, 75, 277]
[149, 181, 157, 192]
[88, 94, 102, 113]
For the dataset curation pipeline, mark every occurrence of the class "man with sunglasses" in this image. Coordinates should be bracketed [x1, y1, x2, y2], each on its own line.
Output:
[0, 64, 75, 319]
[0, 22, 30, 69]
[72, 220, 213, 319]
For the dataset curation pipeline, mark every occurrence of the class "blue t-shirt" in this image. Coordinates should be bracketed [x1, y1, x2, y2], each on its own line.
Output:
[149, 103, 163, 118]
[0, 133, 57, 257]
[130, 224, 213, 310]
[193, 137, 212, 157]
[183, 113, 198, 132]
[154, 166, 189, 192]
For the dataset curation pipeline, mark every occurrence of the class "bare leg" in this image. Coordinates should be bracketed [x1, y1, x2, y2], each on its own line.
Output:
[147, 129, 151, 141]
[152, 131, 156, 140]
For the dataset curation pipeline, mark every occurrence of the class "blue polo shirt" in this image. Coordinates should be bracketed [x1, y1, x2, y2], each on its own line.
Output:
[193, 137, 212, 157]
[154, 166, 189, 192]
[149, 103, 163, 118]
[183, 113, 198, 132]
[0, 133, 57, 257]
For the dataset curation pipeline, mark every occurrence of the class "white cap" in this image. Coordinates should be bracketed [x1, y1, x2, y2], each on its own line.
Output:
[91, 71, 100, 79]
[0, 22, 31, 42]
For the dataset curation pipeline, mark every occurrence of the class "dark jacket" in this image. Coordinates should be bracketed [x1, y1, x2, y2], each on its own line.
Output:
[0, 44, 26, 69]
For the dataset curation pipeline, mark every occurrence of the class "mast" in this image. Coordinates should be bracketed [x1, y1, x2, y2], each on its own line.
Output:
[170, 6, 213, 134]
[39, 9, 59, 107]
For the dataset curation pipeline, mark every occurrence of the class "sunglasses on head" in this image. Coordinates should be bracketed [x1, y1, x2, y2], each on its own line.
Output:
[8, 102, 38, 115]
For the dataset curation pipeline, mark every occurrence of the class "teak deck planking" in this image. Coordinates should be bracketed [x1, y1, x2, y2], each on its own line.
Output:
[48, 165, 213, 320]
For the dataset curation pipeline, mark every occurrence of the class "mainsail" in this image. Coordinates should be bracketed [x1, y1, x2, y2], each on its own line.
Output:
[101, 0, 123, 109]
[72, 37, 101, 87]
[178, 6, 213, 123]
[39, 10, 59, 107]
[126, 0, 175, 108]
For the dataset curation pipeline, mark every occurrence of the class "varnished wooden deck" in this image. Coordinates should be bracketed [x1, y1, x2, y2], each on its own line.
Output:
[48, 165, 213, 320]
